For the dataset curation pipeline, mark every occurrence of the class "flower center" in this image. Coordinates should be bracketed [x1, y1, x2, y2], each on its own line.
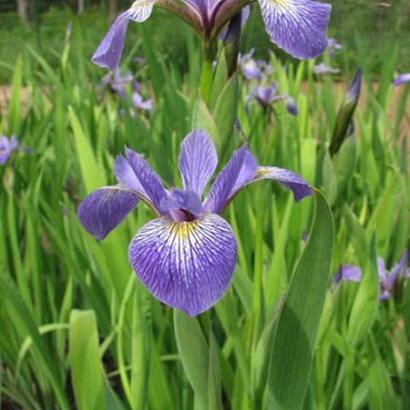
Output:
[160, 189, 204, 222]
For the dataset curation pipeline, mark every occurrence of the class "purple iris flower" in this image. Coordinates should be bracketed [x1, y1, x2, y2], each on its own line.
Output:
[326, 37, 342, 57]
[0, 135, 18, 165]
[247, 84, 298, 115]
[333, 264, 362, 285]
[313, 62, 340, 75]
[239, 49, 273, 81]
[99, 69, 134, 97]
[131, 82, 154, 111]
[78, 130, 312, 315]
[378, 251, 408, 301]
[92, 0, 331, 70]
[393, 73, 410, 86]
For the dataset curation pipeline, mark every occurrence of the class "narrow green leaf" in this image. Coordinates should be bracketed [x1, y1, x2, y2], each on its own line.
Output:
[69, 107, 106, 192]
[266, 190, 334, 410]
[69, 310, 106, 410]
[174, 311, 221, 410]
[347, 237, 379, 345]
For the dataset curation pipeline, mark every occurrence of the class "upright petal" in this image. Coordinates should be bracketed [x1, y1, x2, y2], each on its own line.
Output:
[128, 213, 237, 316]
[92, 1, 154, 70]
[251, 167, 312, 201]
[387, 250, 408, 289]
[125, 148, 168, 214]
[178, 130, 218, 197]
[78, 186, 138, 240]
[203, 145, 250, 214]
[377, 257, 387, 280]
[258, 0, 331, 59]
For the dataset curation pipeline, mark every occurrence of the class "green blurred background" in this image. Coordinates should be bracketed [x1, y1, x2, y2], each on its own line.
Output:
[0, 0, 409, 83]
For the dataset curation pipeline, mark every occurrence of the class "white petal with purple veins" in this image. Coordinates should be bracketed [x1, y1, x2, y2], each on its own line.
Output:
[129, 213, 237, 316]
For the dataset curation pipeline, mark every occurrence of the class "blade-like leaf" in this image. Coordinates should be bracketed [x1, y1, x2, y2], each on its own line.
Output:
[266, 190, 334, 410]
[69, 310, 106, 410]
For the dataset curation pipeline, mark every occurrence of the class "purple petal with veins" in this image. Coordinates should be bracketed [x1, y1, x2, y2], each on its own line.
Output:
[128, 213, 237, 316]
[258, 0, 331, 59]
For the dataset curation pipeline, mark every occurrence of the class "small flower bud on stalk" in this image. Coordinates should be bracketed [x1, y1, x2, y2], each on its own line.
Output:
[329, 69, 362, 156]
[222, 12, 242, 78]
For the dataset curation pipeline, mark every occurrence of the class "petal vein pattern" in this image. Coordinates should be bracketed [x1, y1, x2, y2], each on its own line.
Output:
[258, 0, 331, 59]
[129, 214, 237, 316]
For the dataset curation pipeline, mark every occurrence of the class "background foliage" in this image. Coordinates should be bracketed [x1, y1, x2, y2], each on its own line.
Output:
[0, 1, 409, 409]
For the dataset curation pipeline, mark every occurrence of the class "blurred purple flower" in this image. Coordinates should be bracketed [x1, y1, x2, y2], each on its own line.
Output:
[326, 37, 342, 57]
[378, 251, 408, 301]
[333, 264, 362, 285]
[239, 49, 272, 81]
[78, 130, 312, 315]
[131, 81, 153, 111]
[0, 135, 18, 165]
[132, 91, 154, 111]
[247, 84, 298, 115]
[314, 62, 340, 75]
[99, 69, 134, 97]
[92, 0, 331, 70]
[393, 73, 410, 86]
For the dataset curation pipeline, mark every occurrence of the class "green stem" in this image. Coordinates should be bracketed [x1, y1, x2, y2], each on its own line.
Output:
[199, 40, 216, 103]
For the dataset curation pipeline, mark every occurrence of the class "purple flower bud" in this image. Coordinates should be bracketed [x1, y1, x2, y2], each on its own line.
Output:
[393, 73, 410, 86]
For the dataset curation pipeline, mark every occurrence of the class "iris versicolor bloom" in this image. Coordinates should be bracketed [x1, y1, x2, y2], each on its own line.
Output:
[334, 251, 409, 302]
[92, 0, 331, 70]
[326, 37, 342, 57]
[78, 130, 312, 315]
[394, 73, 410, 86]
[378, 251, 408, 301]
[313, 62, 340, 76]
[99, 69, 135, 97]
[333, 264, 362, 285]
[0, 135, 18, 165]
[239, 49, 272, 81]
[246, 84, 297, 115]
[132, 82, 154, 111]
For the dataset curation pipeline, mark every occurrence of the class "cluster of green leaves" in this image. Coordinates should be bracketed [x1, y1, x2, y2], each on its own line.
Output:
[0, 14, 409, 410]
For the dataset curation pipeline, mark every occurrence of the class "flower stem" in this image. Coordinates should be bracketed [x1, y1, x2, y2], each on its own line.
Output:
[199, 40, 216, 103]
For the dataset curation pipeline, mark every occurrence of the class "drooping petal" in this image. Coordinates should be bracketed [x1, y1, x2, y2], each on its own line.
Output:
[251, 166, 312, 201]
[128, 213, 237, 316]
[124, 148, 168, 214]
[258, 0, 331, 59]
[333, 264, 362, 285]
[78, 186, 138, 240]
[203, 145, 250, 213]
[178, 130, 218, 197]
[92, 12, 130, 70]
[132, 92, 154, 111]
[394, 73, 410, 86]
[92, 1, 154, 70]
